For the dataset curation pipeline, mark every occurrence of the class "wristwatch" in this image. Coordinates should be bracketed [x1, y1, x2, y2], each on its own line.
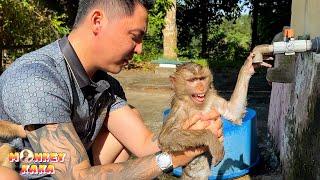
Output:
[155, 151, 173, 173]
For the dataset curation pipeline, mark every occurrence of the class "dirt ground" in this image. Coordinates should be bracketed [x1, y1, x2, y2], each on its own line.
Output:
[112, 68, 282, 180]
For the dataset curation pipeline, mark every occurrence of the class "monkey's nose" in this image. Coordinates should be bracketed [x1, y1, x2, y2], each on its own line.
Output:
[197, 85, 204, 92]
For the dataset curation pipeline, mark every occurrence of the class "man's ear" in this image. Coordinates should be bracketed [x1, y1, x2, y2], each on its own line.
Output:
[90, 9, 104, 35]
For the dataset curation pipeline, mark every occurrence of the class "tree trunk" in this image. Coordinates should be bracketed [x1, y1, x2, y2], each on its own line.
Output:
[163, 0, 177, 60]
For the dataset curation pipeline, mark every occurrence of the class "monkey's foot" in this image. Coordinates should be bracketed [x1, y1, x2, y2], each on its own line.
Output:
[210, 143, 224, 166]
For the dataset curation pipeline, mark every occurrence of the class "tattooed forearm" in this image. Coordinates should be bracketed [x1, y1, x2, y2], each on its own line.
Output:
[26, 122, 162, 180]
[83, 155, 161, 180]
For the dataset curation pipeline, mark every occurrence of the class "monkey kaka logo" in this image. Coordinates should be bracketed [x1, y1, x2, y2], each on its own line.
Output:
[20, 149, 34, 163]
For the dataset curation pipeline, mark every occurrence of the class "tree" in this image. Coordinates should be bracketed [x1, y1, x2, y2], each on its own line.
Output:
[42, 0, 79, 28]
[133, 0, 173, 62]
[0, 0, 69, 47]
[163, 0, 177, 60]
[0, 0, 69, 67]
[177, 0, 242, 58]
[248, 0, 292, 48]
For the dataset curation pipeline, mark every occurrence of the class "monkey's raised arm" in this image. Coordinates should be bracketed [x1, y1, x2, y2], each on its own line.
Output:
[211, 65, 252, 124]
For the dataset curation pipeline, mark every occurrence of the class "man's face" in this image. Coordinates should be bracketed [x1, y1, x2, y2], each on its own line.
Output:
[93, 4, 148, 74]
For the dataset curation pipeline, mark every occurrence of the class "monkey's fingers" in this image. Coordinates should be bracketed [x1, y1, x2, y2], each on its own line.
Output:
[263, 56, 274, 61]
[244, 53, 254, 65]
[259, 62, 272, 68]
[248, 52, 255, 59]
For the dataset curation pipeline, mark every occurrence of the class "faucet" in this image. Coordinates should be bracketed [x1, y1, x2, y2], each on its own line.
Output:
[252, 28, 320, 63]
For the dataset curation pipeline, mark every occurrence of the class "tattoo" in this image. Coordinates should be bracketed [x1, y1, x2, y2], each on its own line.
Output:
[26, 122, 162, 180]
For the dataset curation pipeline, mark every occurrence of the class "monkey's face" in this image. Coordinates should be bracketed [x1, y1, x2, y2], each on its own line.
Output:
[185, 74, 211, 105]
[173, 67, 212, 106]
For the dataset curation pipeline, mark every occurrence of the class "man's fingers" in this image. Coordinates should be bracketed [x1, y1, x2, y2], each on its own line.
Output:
[219, 136, 224, 143]
[210, 117, 222, 129]
[184, 113, 209, 130]
[202, 108, 220, 121]
[216, 128, 223, 138]
[188, 120, 210, 130]
[184, 146, 208, 157]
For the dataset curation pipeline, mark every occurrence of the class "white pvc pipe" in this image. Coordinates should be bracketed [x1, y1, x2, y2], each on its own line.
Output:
[252, 40, 313, 63]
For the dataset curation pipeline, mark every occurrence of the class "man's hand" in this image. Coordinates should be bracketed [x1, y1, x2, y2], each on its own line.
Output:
[171, 108, 223, 167]
[202, 108, 223, 143]
[183, 108, 223, 143]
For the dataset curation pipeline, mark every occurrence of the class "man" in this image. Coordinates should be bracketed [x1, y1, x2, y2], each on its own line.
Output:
[0, 0, 223, 179]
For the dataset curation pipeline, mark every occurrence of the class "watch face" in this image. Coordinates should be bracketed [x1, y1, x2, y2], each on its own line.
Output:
[156, 152, 173, 170]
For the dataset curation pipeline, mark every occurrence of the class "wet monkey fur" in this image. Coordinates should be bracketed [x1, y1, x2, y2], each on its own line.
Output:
[0, 121, 26, 141]
[0, 121, 26, 168]
[158, 58, 254, 179]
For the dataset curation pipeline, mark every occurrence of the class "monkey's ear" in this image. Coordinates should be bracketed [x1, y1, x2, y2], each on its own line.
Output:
[169, 75, 176, 87]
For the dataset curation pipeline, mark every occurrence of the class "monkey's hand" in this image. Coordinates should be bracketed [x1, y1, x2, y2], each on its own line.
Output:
[242, 53, 272, 76]
[240, 53, 257, 76]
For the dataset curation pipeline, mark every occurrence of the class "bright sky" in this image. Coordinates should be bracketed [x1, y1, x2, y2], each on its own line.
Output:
[240, 1, 251, 15]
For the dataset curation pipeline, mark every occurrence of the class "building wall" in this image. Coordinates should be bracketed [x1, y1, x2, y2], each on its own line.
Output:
[268, 0, 320, 179]
[291, 0, 320, 38]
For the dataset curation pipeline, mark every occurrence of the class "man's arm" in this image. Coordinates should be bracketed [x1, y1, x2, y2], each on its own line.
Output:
[26, 122, 198, 179]
[107, 105, 159, 157]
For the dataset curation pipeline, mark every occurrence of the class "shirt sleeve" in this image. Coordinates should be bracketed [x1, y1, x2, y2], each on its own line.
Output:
[110, 95, 127, 112]
[105, 73, 127, 101]
[1, 62, 72, 126]
[105, 73, 128, 111]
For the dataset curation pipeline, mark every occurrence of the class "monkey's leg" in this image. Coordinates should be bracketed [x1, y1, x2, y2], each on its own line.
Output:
[159, 129, 224, 165]
[182, 154, 211, 180]
[0, 121, 26, 141]
[0, 143, 15, 169]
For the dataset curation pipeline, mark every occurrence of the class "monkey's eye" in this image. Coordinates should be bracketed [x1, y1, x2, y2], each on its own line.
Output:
[187, 78, 197, 82]
[199, 77, 206, 81]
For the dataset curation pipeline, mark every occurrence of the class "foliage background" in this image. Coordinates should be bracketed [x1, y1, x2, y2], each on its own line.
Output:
[0, 0, 69, 63]
[0, 0, 292, 71]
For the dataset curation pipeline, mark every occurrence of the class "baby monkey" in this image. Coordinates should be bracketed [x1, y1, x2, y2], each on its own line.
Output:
[158, 56, 255, 179]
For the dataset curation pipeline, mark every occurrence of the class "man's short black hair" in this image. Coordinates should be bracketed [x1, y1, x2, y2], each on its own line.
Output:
[73, 0, 154, 28]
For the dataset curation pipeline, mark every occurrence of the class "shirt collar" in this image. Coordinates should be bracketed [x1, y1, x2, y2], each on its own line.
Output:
[59, 36, 91, 88]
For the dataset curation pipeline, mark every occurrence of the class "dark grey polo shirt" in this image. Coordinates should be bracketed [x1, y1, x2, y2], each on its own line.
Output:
[0, 37, 127, 162]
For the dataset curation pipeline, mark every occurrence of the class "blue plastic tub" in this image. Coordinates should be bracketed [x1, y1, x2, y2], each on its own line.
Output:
[162, 108, 259, 179]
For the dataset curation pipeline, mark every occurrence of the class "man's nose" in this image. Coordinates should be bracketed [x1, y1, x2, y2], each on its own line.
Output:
[134, 42, 143, 54]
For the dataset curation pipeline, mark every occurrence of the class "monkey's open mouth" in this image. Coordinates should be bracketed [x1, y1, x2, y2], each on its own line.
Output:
[191, 94, 206, 104]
